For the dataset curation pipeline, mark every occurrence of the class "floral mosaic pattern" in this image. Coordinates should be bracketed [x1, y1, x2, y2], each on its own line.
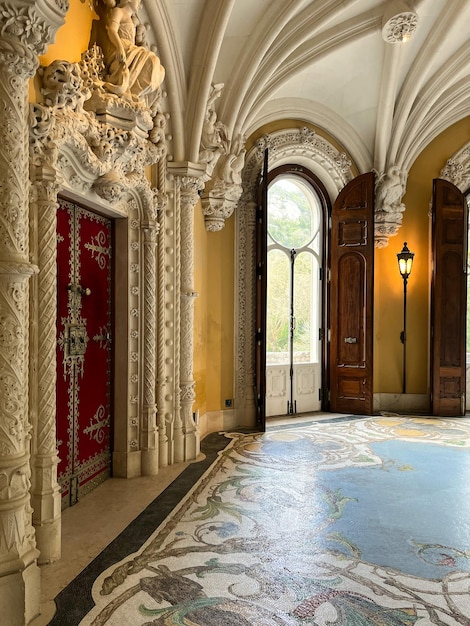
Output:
[81, 416, 470, 625]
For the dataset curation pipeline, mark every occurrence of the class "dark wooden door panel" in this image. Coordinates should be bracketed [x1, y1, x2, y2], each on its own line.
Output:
[255, 149, 268, 430]
[431, 179, 466, 416]
[330, 172, 374, 415]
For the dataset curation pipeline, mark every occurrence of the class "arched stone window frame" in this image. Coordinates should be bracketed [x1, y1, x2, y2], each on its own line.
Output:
[234, 127, 355, 426]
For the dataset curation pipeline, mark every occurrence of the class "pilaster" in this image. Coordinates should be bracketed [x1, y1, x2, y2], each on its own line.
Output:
[167, 163, 205, 462]
[29, 178, 62, 564]
[0, 1, 67, 621]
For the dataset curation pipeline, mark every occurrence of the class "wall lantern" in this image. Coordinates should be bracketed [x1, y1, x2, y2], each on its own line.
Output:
[397, 242, 414, 394]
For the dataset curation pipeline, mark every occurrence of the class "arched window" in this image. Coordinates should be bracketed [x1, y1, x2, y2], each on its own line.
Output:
[266, 171, 326, 417]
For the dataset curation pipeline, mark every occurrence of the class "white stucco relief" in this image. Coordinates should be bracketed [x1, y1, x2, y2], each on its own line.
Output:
[27, 0, 199, 584]
[0, 0, 68, 622]
[440, 142, 470, 193]
[198, 83, 246, 232]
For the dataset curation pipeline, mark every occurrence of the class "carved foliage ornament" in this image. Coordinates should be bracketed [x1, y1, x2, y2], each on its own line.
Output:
[0, 3, 62, 74]
[382, 11, 418, 44]
[440, 143, 470, 193]
[31, 57, 166, 215]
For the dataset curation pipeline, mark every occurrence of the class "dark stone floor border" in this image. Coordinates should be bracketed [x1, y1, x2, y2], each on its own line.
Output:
[49, 431, 233, 625]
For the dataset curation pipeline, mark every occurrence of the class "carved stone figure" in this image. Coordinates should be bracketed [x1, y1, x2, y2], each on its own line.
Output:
[91, 0, 165, 108]
[374, 165, 407, 247]
[199, 83, 229, 169]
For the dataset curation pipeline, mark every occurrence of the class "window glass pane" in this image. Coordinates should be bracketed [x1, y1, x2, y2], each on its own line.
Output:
[267, 249, 290, 365]
[268, 179, 313, 249]
[293, 252, 319, 364]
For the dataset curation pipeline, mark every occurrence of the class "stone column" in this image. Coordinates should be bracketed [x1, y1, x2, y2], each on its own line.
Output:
[0, 1, 66, 622]
[167, 164, 204, 462]
[29, 176, 62, 564]
[141, 221, 159, 474]
[179, 179, 201, 461]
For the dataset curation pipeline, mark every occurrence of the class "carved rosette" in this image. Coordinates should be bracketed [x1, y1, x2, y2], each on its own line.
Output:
[382, 11, 418, 44]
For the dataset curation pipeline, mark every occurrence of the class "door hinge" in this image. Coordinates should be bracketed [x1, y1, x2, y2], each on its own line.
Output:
[319, 388, 323, 401]
[319, 328, 325, 341]
[70, 474, 79, 507]
[319, 267, 324, 281]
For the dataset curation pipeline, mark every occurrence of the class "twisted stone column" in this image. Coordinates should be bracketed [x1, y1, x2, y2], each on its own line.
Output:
[141, 222, 159, 474]
[29, 178, 62, 564]
[167, 164, 204, 462]
[179, 179, 201, 461]
[0, 1, 66, 621]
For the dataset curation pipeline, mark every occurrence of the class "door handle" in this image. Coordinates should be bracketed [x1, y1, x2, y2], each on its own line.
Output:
[67, 283, 91, 296]
[344, 337, 357, 344]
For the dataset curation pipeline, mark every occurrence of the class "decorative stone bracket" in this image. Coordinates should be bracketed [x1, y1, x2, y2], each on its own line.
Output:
[198, 84, 246, 231]
[374, 165, 408, 248]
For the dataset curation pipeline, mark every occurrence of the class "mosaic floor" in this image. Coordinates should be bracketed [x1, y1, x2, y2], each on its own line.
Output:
[52, 416, 470, 625]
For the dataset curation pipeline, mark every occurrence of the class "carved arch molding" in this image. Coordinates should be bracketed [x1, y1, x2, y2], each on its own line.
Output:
[440, 141, 470, 193]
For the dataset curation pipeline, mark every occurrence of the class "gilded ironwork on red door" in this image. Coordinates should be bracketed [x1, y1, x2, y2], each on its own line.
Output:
[56, 199, 113, 507]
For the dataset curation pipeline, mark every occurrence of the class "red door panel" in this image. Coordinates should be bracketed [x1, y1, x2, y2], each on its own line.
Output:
[56, 199, 113, 507]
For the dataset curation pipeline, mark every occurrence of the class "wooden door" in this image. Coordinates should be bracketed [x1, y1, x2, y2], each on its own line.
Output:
[431, 179, 467, 416]
[330, 172, 375, 415]
[255, 150, 268, 429]
[56, 199, 113, 507]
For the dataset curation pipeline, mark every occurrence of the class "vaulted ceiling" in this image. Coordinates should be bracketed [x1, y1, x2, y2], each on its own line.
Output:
[142, 0, 470, 174]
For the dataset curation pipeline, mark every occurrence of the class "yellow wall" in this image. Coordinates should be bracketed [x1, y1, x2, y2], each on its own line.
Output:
[42, 0, 95, 64]
[374, 117, 470, 394]
[194, 207, 235, 413]
[194, 203, 208, 416]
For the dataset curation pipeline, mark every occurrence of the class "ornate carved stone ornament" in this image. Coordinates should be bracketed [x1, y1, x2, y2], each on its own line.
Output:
[198, 83, 247, 231]
[85, 0, 165, 137]
[31, 52, 166, 205]
[0, 1, 66, 75]
[374, 166, 407, 248]
[27, 3, 169, 569]
[381, 1, 418, 44]
[440, 142, 470, 193]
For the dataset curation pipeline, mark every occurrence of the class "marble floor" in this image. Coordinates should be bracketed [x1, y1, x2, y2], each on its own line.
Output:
[30, 411, 390, 625]
[32, 461, 192, 625]
[40, 413, 470, 625]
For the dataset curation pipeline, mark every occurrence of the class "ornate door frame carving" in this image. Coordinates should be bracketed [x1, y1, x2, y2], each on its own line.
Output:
[28, 58, 180, 564]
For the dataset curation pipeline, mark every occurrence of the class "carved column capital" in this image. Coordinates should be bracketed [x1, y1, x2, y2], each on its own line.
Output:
[168, 162, 206, 208]
[200, 178, 243, 232]
[0, 0, 67, 77]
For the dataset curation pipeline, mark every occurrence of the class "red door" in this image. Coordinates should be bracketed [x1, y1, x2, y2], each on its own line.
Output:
[329, 173, 375, 415]
[56, 199, 113, 507]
